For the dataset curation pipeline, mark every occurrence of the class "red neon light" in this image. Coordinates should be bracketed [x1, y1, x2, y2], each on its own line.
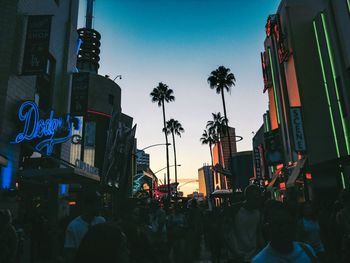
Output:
[276, 164, 284, 170]
[306, 173, 312, 180]
[87, 109, 112, 118]
[68, 201, 76, 205]
[264, 180, 269, 186]
[279, 182, 286, 190]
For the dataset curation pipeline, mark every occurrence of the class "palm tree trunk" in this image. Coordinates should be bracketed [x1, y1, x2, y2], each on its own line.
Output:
[209, 142, 215, 192]
[162, 101, 171, 199]
[221, 88, 234, 188]
[172, 132, 178, 196]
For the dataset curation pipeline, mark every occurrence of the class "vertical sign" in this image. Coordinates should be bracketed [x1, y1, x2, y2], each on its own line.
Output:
[290, 107, 306, 152]
[22, 16, 52, 75]
[71, 73, 89, 115]
[254, 147, 262, 180]
[264, 129, 283, 165]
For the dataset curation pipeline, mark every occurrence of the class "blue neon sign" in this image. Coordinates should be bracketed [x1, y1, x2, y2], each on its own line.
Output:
[11, 101, 80, 155]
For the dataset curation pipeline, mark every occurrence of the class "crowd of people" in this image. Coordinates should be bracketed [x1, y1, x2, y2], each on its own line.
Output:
[1, 185, 350, 263]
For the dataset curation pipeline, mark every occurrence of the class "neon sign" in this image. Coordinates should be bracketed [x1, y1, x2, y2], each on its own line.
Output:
[11, 101, 80, 155]
[265, 14, 289, 64]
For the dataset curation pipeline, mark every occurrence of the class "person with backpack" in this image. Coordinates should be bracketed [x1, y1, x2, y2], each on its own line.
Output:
[253, 201, 318, 263]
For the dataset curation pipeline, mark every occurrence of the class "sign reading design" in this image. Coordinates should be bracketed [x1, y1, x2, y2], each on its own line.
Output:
[11, 101, 80, 155]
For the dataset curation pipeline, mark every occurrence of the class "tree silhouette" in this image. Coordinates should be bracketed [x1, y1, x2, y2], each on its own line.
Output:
[200, 128, 218, 193]
[150, 82, 175, 198]
[208, 66, 236, 187]
[164, 118, 184, 193]
[206, 112, 227, 189]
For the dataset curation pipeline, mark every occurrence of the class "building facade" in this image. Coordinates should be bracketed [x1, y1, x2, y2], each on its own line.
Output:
[259, 0, 350, 201]
[0, 0, 80, 196]
[198, 165, 213, 197]
[212, 126, 237, 189]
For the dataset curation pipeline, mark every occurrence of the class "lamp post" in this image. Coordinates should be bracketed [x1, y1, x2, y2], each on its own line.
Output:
[139, 143, 171, 152]
[134, 143, 171, 199]
[154, 164, 181, 175]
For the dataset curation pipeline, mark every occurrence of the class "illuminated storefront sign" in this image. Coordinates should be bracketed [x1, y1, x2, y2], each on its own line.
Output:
[11, 101, 80, 155]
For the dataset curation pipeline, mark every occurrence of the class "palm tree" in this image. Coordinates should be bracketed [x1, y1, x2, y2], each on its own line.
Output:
[164, 119, 184, 192]
[150, 82, 175, 198]
[200, 128, 218, 192]
[207, 112, 227, 189]
[208, 66, 236, 185]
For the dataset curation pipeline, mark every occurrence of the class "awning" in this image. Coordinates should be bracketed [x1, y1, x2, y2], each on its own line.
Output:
[266, 167, 283, 190]
[287, 158, 307, 187]
[211, 189, 233, 196]
[19, 167, 100, 184]
[0, 154, 8, 167]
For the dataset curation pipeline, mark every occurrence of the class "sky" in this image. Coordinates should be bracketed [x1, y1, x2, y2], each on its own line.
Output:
[78, 0, 280, 195]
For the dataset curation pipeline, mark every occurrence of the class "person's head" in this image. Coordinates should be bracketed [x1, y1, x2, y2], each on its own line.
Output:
[302, 201, 315, 219]
[75, 222, 129, 263]
[244, 184, 262, 209]
[190, 199, 198, 209]
[264, 201, 296, 245]
[80, 191, 101, 219]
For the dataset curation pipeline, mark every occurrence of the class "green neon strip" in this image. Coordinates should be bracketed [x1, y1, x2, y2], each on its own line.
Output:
[321, 13, 350, 154]
[264, 114, 270, 132]
[266, 114, 270, 131]
[347, 0, 350, 13]
[341, 171, 346, 189]
[313, 21, 340, 157]
[268, 48, 281, 124]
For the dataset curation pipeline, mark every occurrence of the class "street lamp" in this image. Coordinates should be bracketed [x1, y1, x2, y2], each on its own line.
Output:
[139, 143, 171, 152]
[154, 164, 181, 175]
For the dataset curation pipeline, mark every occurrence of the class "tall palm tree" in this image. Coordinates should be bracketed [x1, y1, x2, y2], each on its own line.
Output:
[208, 66, 236, 186]
[150, 82, 175, 198]
[164, 119, 184, 192]
[207, 112, 227, 189]
[200, 128, 218, 192]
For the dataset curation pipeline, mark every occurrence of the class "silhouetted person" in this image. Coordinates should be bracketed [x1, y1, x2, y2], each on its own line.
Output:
[167, 204, 187, 263]
[253, 201, 318, 263]
[297, 201, 326, 262]
[64, 191, 105, 262]
[149, 201, 167, 262]
[186, 199, 202, 262]
[207, 207, 223, 263]
[0, 209, 17, 263]
[336, 189, 350, 263]
[230, 184, 264, 262]
[75, 222, 129, 263]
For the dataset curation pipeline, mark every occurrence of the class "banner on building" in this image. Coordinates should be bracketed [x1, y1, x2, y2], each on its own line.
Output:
[22, 15, 52, 75]
[290, 107, 306, 152]
[71, 73, 89, 115]
[264, 129, 283, 166]
[102, 111, 136, 195]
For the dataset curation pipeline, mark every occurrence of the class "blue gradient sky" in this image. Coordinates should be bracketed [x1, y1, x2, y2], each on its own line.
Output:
[78, 0, 280, 194]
